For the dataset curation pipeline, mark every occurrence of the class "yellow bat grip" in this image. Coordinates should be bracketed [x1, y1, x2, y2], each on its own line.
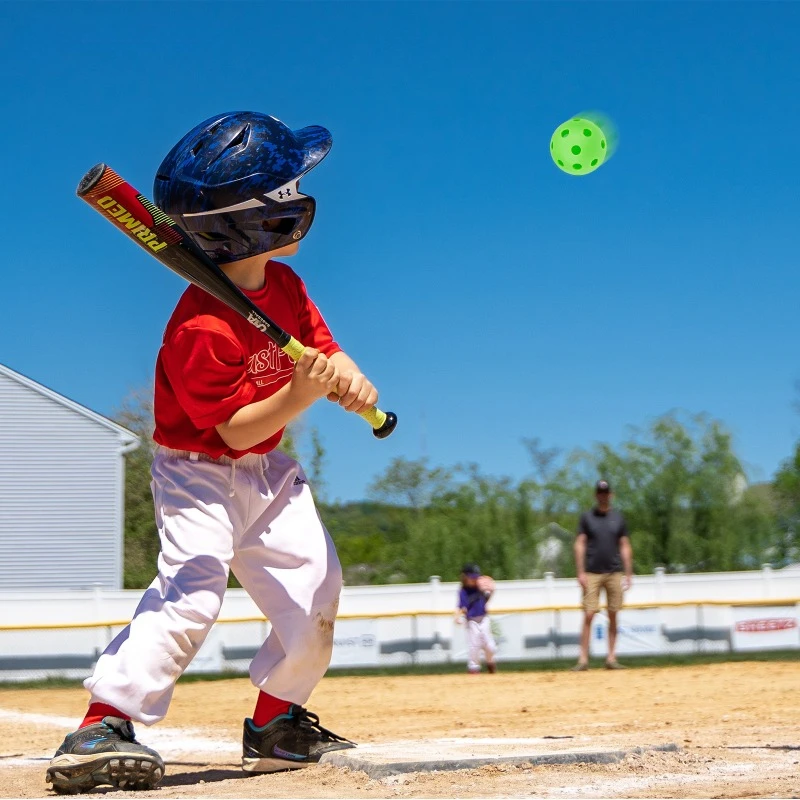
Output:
[281, 338, 307, 361]
[281, 337, 392, 434]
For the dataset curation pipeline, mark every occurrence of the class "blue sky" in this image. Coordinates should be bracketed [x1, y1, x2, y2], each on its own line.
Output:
[1, 2, 798, 501]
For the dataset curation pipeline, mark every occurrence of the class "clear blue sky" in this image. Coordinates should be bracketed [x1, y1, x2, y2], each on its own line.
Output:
[1, 2, 798, 501]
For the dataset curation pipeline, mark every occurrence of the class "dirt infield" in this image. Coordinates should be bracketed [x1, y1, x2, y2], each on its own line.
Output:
[0, 660, 798, 798]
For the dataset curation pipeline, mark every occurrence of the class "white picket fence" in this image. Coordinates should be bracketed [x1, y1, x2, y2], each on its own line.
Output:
[0, 566, 797, 681]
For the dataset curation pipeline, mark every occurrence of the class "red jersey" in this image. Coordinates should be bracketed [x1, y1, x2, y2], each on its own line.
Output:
[153, 260, 341, 457]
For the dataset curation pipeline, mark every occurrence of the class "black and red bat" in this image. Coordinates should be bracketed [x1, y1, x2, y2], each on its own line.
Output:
[76, 163, 396, 438]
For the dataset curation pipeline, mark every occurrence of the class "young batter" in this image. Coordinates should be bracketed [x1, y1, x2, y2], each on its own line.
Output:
[455, 564, 498, 674]
[46, 112, 378, 793]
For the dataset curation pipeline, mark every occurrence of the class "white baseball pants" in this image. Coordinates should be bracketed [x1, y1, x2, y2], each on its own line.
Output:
[466, 616, 497, 672]
[84, 447, 342, 725]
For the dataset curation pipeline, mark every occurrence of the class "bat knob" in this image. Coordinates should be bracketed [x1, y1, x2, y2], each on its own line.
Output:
[77, 163, 108, 196]
[372, 411, 397, 439]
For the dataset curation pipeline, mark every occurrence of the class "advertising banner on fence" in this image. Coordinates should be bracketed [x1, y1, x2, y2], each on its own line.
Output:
[329, 619, 380, 667]
[185, 626, 224, 674]
[591, 608, 662, 656]
[731, 606, 800, 652]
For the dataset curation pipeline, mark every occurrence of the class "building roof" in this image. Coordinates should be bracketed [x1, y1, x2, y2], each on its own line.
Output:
[0, 363, 139, 448]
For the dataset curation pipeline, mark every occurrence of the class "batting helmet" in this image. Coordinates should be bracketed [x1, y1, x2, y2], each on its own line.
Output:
[153, 112, 332, 264]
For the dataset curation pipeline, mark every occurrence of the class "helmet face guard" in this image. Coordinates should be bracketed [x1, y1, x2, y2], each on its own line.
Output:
[176, 180, 316, 263]
[153, 112, 332, 264]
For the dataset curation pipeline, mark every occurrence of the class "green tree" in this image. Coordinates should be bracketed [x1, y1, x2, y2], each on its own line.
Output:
[113, 387, 159, 589]
[307, 427, 327, 501]
[116, 393, 783, 587]
[592, 412, 771, 572]
[369, 457, 454, 510]
[321, 501, 409, 584]
[772, 442, 800, 564]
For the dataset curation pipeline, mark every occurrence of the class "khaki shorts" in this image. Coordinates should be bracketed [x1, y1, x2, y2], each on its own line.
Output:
[582, 572, 623, 614]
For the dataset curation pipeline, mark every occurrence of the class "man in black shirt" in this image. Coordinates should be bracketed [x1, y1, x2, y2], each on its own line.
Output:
[572, 480, 633, 671]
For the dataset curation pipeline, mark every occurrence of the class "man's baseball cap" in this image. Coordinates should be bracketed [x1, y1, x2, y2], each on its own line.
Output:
[595, 480, 612, 493]
[462, 563, 482, 577]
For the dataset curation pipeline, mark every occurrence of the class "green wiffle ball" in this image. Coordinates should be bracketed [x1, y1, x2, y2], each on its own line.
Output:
[550, 117, 607, 175]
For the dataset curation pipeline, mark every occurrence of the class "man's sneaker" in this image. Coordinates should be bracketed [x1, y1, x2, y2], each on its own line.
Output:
[46, 716, 165, 794]
[242, 704, 355, 772]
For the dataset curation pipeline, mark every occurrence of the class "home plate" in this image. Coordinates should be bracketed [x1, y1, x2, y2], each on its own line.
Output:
[320, 737, 679, 779]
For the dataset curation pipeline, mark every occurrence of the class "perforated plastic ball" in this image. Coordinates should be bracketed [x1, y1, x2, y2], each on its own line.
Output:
[550, 117, 607, 176]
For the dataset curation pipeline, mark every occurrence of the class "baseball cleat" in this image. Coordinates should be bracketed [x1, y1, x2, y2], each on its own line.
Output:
[46, 716, 165, 794]
[242, 704, 355, 772]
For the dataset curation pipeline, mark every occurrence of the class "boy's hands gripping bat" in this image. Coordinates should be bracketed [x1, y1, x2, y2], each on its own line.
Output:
[76, 164, 396, 439]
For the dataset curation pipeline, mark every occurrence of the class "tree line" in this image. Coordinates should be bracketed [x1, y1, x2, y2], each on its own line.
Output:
[115, 391, 800, 588]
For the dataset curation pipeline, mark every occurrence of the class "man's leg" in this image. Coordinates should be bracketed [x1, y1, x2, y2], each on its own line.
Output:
[605, 573, 625, 668]
[607, 609, 618, 662]
[574, 574, 600, 669]
[576, 612, 594, 668]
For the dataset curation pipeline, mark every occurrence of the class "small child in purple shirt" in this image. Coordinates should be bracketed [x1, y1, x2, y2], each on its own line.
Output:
[455, 563, 498, 674]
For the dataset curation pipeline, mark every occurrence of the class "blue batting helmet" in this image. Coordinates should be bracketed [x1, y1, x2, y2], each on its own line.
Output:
[153, 112, 332, 264]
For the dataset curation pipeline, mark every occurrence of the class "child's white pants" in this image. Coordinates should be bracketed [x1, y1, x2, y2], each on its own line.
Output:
[466, 616, 497, 672]
[84, 447, 342, 725]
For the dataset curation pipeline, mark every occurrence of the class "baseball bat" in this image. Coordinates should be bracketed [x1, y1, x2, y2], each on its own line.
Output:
[76, 163, 397, 439]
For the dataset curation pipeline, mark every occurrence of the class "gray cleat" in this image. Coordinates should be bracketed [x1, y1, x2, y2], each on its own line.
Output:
[242, 704, 355, 773]
[46, 716, 164, 794]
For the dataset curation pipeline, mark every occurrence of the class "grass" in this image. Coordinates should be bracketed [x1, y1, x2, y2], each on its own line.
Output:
[0, 649, 796, 690]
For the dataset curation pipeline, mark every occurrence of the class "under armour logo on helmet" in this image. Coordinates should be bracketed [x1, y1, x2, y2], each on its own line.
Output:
[267, 181, 308, 203]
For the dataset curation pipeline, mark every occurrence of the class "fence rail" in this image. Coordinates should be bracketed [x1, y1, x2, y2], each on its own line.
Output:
[1, 597, 799, 632]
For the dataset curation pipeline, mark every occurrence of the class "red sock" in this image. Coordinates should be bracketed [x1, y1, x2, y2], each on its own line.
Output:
[80, 702, 130, 728]
[252, 692, 292, 728]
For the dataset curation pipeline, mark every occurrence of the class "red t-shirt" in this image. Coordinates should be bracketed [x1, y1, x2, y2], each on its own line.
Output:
[153, 260, 341, 457]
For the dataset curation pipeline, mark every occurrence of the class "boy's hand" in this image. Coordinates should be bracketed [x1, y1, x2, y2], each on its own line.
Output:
[290, 348, 340, 405]
[328, 370, 378, 413]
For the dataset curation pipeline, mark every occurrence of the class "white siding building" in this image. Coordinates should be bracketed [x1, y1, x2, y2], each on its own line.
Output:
[0, 364, 138, 590]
